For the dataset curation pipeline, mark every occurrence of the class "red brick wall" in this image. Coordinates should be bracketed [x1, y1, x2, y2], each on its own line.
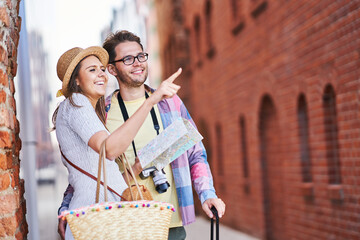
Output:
[0, 0, 27, 239]
[156, 0, 360, 239]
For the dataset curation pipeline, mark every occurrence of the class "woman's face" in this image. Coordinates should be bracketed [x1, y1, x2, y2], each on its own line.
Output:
[76, 55, 108, 105]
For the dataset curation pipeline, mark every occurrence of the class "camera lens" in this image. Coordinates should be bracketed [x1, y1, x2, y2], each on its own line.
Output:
[156, 182, 170, 193]
[152, 169, 170, 193]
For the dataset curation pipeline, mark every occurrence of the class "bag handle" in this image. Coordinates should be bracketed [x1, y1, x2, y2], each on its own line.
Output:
[210, 206, 219, 240]
[96, 141, 108, 203]
[120, 154, 144, 201]
[60, 146, 127, 201]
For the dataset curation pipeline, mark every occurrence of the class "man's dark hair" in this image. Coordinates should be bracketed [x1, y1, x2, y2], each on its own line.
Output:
[103, 30, 144, 63]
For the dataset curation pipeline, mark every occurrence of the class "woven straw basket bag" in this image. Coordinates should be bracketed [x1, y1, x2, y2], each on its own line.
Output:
[59, 142, 174, 240]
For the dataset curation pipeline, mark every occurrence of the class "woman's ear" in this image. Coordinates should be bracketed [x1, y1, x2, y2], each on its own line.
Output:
[107, 64, 117, 77]
[75, 78, 80, 86]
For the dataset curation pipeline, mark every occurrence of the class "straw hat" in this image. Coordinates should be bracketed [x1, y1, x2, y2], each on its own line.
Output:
[56, 46, 109, 97]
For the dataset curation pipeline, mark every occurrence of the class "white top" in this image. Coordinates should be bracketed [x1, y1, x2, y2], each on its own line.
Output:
[56, 93, 127, 209]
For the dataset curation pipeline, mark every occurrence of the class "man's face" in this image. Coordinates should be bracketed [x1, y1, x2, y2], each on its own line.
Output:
[111, 41, 148, 88]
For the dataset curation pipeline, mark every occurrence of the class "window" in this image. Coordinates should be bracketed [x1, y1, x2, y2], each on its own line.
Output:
[198, 119, 213, 167]
[258, 95, 284, 239]
[250, 0, 268, 18]
[323, 84, 341, 184]
[297, 94, 312, 182]
[239, 116, 249, 178]
[193, 15, 202, 67]
[215, 123, 224, 175]
[205, 0, 216, 58]
[230, 0, 240, 19]
[230, 0, 245, 35]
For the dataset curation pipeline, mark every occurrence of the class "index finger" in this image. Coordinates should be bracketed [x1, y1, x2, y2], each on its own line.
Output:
[165, 68, 182, 83]
[202, 204, 214, 218]
[213, 200, 225, 217]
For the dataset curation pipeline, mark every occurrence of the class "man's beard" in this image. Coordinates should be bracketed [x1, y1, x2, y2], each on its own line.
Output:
[116, 68, 148, 88]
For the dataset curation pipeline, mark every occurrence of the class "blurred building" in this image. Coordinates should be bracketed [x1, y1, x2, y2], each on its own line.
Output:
[101, 0, 163, 96]
[155, 0, 360, 239]
[28, 31, 54, 169]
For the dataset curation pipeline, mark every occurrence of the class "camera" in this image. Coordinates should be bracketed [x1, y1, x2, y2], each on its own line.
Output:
[140, 166, 170, 193]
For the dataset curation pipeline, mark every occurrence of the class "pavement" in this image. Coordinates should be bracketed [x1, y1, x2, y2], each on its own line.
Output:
[185, 217, 259, 240]
[36, 164, 258, 240]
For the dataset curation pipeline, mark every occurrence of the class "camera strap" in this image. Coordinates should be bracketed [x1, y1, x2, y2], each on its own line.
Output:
[117, 90, 160, 157]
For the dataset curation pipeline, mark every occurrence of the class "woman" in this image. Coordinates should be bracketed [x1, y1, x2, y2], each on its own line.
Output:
[53, 46, 180, 239]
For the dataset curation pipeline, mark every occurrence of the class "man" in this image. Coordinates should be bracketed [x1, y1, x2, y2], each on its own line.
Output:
[58, 30, 225, 240]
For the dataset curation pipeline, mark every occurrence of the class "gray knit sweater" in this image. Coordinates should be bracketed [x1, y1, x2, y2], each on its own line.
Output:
[56, 93, 127, 239]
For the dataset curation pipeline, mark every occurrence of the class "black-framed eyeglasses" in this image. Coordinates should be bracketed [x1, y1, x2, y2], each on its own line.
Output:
[110, 53, 149, 65]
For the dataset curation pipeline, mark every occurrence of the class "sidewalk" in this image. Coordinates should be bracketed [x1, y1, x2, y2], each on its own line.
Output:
[185, 217, 259, 240]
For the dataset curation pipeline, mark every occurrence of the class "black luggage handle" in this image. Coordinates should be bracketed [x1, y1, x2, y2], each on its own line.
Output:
[210, 206, 219, 240]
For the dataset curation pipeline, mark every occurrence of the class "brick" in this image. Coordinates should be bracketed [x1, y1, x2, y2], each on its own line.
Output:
[0, 90, 6, 103]
[10, 60, 18, 77]
[0, 216, 17, 236]
[14, 117, 19, 135]
[8, 111, 14, 130]
[0, 7, 10, 27]
[9, 96, 16, 112]
[11, 165, 19, 188]
[6, 0, 12, 9]
[0, 193, 19, 215]
[0, 131, 12, 148]
[0, 222, 6, 238]
[15, 218, 28, 240]
[19, 179, 25, 199]
[10, 29, 20, 48]
[15, 16, 21, 33]
[14, 137, 21, 155]
[0, 107, 10, 128]
[0, 154, 6, 170]
[11, 47, 17, 60]
[0, 172, 11, 190]
[6, 35, 13, 58]
[9, 77, 15, 94]
[0, 69, 8, 87]
[0, 45, 8, 66]
[15, 2, 20, 16]
[0, 152, 12, 170]
[15, 200, 24, 224]
[15, 224, 26, 240]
